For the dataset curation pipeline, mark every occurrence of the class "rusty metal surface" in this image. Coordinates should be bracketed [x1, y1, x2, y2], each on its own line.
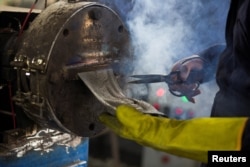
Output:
[11, 1, 133, 137]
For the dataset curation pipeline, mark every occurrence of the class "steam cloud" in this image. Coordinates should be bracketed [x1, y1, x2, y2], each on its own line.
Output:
[96, 0, 230, 116]
[100, 0, 230, 73]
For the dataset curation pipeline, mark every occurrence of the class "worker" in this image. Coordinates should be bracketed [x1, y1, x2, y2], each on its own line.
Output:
[99, 0, 250, 165]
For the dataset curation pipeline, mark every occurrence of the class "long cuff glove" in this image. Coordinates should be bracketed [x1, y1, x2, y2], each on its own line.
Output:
[99, 105, 248, 163]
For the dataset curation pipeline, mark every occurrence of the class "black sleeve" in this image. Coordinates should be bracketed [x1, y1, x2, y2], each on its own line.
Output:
[241, 118, 250, 151]
[233, 0, 250, 75]
[197, 44, 226, 82]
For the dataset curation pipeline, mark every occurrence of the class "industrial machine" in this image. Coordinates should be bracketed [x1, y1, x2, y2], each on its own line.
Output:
[0, 1, 230, 167]
[0, 0, 136, 165]
[1, 0, 133, 135]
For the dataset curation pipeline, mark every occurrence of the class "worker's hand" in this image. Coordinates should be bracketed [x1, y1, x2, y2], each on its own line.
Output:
[169, 55, 205, 103]
[99, 105, 248, 163]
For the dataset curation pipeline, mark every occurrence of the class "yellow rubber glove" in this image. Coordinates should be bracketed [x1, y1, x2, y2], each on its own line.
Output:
[99, 105, 248, 163]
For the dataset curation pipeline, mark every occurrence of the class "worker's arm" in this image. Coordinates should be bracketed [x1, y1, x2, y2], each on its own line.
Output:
[99, 105, 249, 163]
[196, 44, 225, 81]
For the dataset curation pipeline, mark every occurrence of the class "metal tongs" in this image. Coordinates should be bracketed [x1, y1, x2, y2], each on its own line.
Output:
[129, 70, 201, 103]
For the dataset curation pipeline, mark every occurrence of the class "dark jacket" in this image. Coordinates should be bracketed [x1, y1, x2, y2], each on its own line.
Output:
[200, 1, 250, 166]
[211, 0, 250, 117]
[213, 0, 250, 153]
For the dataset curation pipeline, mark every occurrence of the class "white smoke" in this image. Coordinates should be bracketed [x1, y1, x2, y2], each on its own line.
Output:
[125, 0, 229, 74]
[96, 0, 230, 117]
